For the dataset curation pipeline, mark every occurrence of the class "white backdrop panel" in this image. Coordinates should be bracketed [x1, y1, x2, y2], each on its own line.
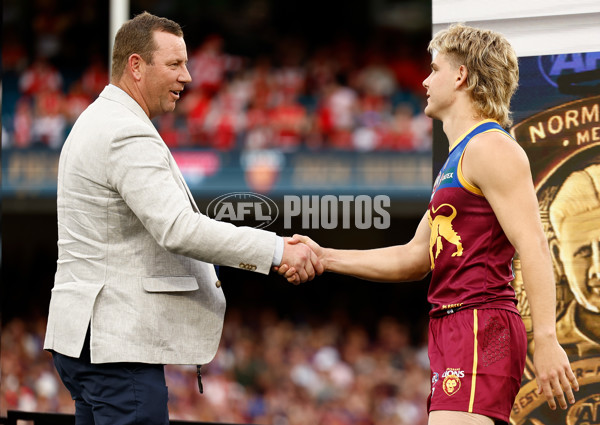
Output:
[432, 0, 600, 56]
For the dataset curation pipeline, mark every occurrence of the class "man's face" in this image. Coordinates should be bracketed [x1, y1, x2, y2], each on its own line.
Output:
[559, 208, 600, 313]
[422, 52, 459, 121]
[140, 31, 191, 118]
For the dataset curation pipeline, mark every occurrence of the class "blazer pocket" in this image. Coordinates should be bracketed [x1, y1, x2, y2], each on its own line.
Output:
[142, 276, 199, 293]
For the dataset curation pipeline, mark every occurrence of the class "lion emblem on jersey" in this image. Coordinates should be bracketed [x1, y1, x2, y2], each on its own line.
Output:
[428, 203, 463, 269]
[442, 375, 462, 396]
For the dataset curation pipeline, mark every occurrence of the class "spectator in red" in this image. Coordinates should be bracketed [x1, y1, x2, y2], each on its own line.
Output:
[64, 81, 92, 126]
[319, 73, 359, 149]
[353, 93, 390, 151]
[182, 89, 213, 145]
[31, 88, 66, 149]
[156, 113, 182, 148]
[306, 46, 336, 97]
[380, 103, 415, 151]
[248, 56, 276, 110]
[244, 97, 273, 150]
[273, 37, 307, 100]
[355, 49, 397, 100]
[389, 43, 430, 95]
[187, 34, 242, 97]
[19, 57, 63, 96]
[410, 106, 433, 152]
[80, 54, 109, 98]
[269, 92, 308, 151]
[204, 92, 244, 150]
[12, 98, 34, 148]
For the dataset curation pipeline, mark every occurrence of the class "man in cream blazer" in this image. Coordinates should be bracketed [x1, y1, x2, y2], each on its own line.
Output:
[44, 12, 320, 424]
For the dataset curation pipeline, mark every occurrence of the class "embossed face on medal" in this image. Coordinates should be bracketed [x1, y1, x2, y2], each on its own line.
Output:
[506, 51, 600, 425]
[550, 164, 600, 313]
[559, 212, 600, 313]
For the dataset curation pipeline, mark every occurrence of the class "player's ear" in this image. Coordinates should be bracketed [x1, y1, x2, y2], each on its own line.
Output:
[455, 65, 468, 88]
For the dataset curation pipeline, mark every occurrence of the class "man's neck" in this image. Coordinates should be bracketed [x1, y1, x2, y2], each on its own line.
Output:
[439, 101, 484, 149]
[111, 78, 151, 118]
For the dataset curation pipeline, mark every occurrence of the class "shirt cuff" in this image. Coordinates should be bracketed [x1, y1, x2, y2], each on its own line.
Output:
[272, 236, 284, 266]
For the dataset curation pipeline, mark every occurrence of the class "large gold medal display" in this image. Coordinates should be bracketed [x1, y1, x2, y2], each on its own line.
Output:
[510, 52, 600, 425]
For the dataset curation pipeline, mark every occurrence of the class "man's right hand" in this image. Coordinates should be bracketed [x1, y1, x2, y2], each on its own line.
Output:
[278, 236, 324, 284]
[277, 235, 326, 284]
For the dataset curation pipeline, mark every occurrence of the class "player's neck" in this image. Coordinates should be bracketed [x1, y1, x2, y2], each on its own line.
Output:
[441, 102, 483, 149]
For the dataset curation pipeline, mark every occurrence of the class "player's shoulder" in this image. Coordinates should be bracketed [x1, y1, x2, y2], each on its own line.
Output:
[468, 128, 527, 163]
[463, 128, 532, 190]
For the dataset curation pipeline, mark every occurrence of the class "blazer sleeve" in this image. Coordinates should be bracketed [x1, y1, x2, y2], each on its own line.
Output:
[106, 123, 277, 274]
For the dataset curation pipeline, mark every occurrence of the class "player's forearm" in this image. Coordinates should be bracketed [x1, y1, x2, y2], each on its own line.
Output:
[518, 238, 558, 341]
[322, 245, 430, 283]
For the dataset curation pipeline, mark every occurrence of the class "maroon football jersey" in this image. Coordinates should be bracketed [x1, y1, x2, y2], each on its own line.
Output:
[427, 120, 519, 317]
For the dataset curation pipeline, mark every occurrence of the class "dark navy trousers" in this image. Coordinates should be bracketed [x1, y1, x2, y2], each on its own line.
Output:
[51, 332, 169, 425]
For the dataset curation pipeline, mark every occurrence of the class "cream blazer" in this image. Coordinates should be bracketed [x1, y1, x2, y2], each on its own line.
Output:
[44, 85, 276, 365]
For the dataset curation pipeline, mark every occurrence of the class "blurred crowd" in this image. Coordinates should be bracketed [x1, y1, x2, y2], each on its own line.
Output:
[1, 308, 431, 424]
[1, 3, 432, 423]
[2, 32, 431, 152]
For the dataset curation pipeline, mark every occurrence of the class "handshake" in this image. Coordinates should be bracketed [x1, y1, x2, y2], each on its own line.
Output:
[275, 235, 326, 284]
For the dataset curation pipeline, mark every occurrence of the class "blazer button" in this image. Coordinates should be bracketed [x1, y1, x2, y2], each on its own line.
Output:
[215, 280, 221, 288]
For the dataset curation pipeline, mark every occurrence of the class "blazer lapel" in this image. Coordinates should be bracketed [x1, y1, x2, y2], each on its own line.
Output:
[101, 85, 201, 214]
[169, 153, 200, 213]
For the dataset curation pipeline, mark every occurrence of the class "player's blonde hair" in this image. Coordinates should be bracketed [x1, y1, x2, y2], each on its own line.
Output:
[428, 23, 519, 128]
[111, 11, 183, 81]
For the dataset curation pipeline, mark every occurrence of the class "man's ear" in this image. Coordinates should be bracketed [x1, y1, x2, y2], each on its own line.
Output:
[129, 54, 144, 81]
[455, 64, 468, 88]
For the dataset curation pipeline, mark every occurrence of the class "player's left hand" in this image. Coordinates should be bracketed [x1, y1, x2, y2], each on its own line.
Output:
[533, 336, 579, 410]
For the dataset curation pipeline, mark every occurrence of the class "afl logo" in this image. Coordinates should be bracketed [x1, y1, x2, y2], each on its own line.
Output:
[566, 394, 600, 425]
[538, 53, 600, 88]
[206, 192, 279, 229]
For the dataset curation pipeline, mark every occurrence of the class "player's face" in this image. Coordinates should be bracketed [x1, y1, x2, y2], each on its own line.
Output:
[559, 208, 600, 313]
[140, 31, 191, 118]
[422, 52, 459, 121]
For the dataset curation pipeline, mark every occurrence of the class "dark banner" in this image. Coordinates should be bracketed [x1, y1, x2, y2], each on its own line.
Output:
[1, 149, 432, 201]
[510, 52, 600, 425]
